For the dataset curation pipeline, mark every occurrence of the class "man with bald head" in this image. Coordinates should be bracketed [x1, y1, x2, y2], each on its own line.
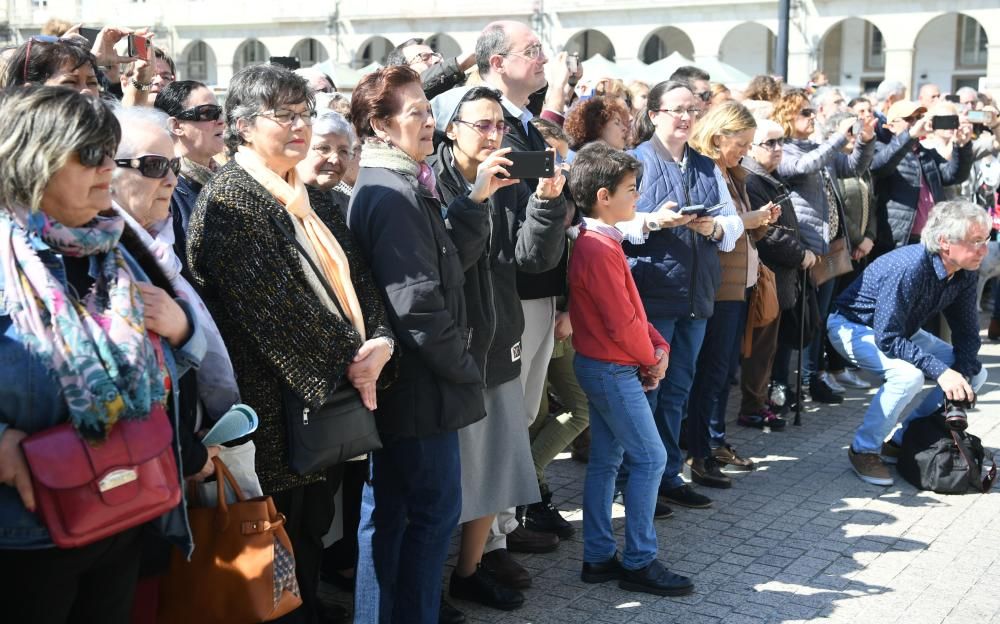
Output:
[918, 83, 941, 111]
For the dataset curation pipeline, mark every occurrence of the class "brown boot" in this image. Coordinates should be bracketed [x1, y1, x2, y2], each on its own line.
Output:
[990, 318, 1000, 340]
[571, 427, 590, 463]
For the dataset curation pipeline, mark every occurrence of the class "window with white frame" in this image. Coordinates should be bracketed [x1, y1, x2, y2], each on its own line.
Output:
[958, 15, 988, 68]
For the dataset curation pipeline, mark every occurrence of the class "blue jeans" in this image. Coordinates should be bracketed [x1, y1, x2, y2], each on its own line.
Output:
[687, 301, 747, 457]
[803, 278, 837, 386]
[354, 430, 462, 624]
[646, 316, 708, 490]
[827, 312, 988, 453]
[575, 354, 667, 570]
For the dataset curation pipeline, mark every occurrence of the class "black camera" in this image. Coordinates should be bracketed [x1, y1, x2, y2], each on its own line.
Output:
[943, 396, 975, 432]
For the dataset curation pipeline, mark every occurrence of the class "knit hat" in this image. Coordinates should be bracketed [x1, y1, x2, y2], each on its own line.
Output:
[431, 86, 475, 133]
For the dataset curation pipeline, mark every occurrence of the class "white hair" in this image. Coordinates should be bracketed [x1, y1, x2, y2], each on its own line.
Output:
[875, 80, 906, 103]
[921, 200, 992, 253]
[753, 118, 783, 144]
[313, 110, 356, 146]
[956, 86, 979, 101]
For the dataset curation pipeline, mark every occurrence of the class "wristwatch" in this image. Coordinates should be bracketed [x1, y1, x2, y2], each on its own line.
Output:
[130, 78, 152, 92]
[645, 215, 662, 231]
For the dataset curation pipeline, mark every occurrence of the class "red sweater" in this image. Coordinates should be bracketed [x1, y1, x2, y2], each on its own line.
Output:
[569, 224, 669, 366]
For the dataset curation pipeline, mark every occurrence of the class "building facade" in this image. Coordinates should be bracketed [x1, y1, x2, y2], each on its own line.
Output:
[3, 0, 998, 96]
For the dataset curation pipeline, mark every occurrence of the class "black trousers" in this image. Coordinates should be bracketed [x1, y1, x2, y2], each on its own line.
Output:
[323, 460, 367, 575]
[271, 467, 342, 624]
[0, 526, 143, 624]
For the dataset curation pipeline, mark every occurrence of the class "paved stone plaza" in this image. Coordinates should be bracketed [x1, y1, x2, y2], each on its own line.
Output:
[324, 315, 1000, 624]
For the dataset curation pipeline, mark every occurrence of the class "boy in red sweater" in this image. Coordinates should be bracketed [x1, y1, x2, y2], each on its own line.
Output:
[567, 142, 693, 596]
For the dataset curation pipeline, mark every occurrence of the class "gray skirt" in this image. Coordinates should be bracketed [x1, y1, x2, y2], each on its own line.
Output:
[458, 377, 541, 523]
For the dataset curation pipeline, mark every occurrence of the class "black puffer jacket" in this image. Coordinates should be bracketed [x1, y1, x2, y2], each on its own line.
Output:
[744, 157, 807, 311]
[430, 142, 568, 388]
[348, 164, 488, 437]
[871, 130, 973, 246]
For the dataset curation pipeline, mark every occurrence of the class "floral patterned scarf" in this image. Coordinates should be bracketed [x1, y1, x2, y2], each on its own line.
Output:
[0, 210, 166, 441]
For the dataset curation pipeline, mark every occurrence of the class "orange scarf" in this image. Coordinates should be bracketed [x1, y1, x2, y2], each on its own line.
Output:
[235, 147, 366, 340]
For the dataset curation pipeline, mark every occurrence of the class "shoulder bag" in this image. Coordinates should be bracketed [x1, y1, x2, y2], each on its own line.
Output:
[809, 168, 854, 287]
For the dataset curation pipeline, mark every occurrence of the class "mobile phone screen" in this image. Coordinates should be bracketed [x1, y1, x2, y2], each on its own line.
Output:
[501, 151, 555, 179]
[931, 115, 959, 131]
[128, 34, 149, 59]
[79, 27, 101, 47]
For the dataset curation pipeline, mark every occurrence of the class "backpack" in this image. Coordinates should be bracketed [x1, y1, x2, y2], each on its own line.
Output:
[897, 413, 997, 494]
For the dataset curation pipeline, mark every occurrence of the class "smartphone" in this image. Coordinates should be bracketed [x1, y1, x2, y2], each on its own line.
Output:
[967, 110, 992, 124]
[944, 94, 961, 104]
[127, 34, 148, 59]
[79, 27, 101, 47]
[270, 56, 301, 71]
[679, 203, 724, 217]
[501, 151, 555, 179]
[771, 193, 791, 209]
[566, 54, 579, 75]
[851, 119, 863, 136]
[931, 115, 960, 130]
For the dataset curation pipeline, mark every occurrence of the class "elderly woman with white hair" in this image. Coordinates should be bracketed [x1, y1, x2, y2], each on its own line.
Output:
[295, 110, 357, 218]
[743, 118, 816, 427]
[828, 200, 990, 486]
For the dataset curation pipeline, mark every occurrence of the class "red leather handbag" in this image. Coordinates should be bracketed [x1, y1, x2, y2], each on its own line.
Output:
[20, 401, 181, 549]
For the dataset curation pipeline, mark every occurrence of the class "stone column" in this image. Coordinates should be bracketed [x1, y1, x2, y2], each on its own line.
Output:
[882, 47, 915, 99]
[984, 43, 1000, 91]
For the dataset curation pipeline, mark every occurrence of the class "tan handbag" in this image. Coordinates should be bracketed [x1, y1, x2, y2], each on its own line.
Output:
[742, 263, 780, 357]
[158, 458, 302, 624]
[809, 236, 853, 287]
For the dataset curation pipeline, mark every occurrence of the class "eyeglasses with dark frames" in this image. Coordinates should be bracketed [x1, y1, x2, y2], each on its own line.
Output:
[77, 144, 117, 168]
[754, 138, 784, 150]
[798, 108, 817, 118]
[257, 108, 317, 127]
[114, 155, 181, 179]
[453, 119, 511, 136]
[175, 104, 223, 122]
[652, 107, 702, 118]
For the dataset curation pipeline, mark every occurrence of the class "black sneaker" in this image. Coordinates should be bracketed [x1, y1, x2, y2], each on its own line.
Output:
[449, 565, 524, 611]
[581, 552, 624, 583]
[524, 493, 574, 539]
[439, 595, 466, 624]
[658, 484, 712, 509]
[809, 379, 843, 404]
[613, 491, 674, 519]
[619, 560, 694, 597]
[687, 458, 732, 489]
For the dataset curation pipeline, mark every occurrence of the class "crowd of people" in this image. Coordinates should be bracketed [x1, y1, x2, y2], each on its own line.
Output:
[0, 16, 996, 624]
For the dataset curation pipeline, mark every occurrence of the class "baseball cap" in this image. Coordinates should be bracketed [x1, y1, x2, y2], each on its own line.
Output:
[886, 100, 927, 122]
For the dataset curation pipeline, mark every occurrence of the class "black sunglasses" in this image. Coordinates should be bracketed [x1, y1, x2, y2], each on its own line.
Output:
[175, 104, 222, 122]
[77, 144, 116, 168]
[115, 155, 181, 179]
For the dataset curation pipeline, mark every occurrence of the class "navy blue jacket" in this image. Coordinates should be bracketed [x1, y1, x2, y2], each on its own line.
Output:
[625, 139, 722, 319]
[169, 174, 202, 279]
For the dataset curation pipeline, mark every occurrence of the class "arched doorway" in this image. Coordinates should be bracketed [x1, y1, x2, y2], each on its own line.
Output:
[817, 18, 888, 93]
[719, 22, 776, 78]
[354, 36, 394, 68]
[233, 39, 269, 74]
[914, 13, 988, 92]
[640, 26, 694, 64]
[182, 40, 217, 84]
[426, 33, 461, 59]
[564, 29, 615, 61]
[291, 38, 329, 68]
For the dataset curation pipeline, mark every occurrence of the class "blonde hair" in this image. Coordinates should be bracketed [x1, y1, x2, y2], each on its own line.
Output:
[688, 100, 757, 160]
[773, 89, 810, 139]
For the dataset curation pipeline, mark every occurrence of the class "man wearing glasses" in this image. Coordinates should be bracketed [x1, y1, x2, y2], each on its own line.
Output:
[827, 201, 988, 486]
[385, 37, 477, 100]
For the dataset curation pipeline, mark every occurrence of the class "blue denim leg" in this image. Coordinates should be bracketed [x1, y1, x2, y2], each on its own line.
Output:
[575, 354, 666, 571]
[647, 316, 708, 490]
[803, 279, 836, 386]
[354, 431, 462, 624]
[688, 301, 747, 456]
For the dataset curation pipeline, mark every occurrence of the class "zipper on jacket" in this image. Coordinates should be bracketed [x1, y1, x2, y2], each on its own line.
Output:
[303, 406, 310, 425]
[483, 204, 497, 384]
[682, 154, 698, 318]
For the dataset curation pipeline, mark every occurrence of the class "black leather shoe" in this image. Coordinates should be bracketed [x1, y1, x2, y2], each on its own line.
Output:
[619, 560, 694, 597]
[688, 457, 733, 489]
[809, 379, 844, 404]
[506, 524, 559, 554]
[658, 484, 712, 509]
[614, 491, 674, 519]
[581, 552, 624, 583]
[449, 565, 525, 611]
[525, 493, 575, 539]
[481, 548, 531, 589]
[439, 595, 466, 624]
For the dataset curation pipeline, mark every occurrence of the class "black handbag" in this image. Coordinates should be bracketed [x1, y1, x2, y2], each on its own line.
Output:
[268, 212, 382, 475]
[898, 411, 996, 494]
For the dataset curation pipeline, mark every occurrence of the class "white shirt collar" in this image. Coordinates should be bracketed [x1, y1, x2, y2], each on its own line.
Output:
[501, 96, 534, 134]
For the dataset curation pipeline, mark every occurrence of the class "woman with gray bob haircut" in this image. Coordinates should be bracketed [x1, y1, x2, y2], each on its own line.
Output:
[0, 86, 203, 622]
[222, 63, 315, 155]
[921, 199, 992, 253]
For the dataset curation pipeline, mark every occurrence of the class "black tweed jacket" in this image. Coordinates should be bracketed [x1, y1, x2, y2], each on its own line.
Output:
[186, 160, 395, 494]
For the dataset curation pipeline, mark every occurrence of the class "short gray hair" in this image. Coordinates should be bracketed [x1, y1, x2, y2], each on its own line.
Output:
[224, 63, 313, 155]
[0, 86, 120, 214]
[476, 23, 511, 77]
[875, 80, 906, 103]
[956, 86, 979, 101]
[112, 105, 171, 157]
[313, 111, 356, 146]
[921, 200, 992, 253]
[811, 86, 842, 108]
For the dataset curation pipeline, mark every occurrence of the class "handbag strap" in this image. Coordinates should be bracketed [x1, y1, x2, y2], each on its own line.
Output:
[819, 168, 853, 254]
[950, 430, 996, 494]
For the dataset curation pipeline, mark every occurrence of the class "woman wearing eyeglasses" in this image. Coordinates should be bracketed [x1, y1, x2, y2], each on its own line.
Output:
[0, 87, 204, 623]
[154, 80, 225, 272]
[427, 85, 567, 613]
[772, 88, 875, 405]
[348, 67, 518, 624]
[186, 64, 397, 624]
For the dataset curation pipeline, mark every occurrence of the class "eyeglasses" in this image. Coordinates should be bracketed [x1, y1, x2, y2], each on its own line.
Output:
[653, 107, 702, 118]
[312, 144, 352, 160]
[115, 155, 181, 179]
[503, 43, 544, 60]
[175, 104, 223, 122]
[257, 108, 317, 127]
[77, 144, 116, 168]
[954, 238, 989, 249]
[798, 108, 816, 118]
[754, 138, 784, 150]
[407, 51, 442, 66]
[453, 119, 511, 136]
[23, 35, 61, 83]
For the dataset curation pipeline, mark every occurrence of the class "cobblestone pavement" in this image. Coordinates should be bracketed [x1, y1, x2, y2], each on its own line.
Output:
[323, 316, 1000, 624]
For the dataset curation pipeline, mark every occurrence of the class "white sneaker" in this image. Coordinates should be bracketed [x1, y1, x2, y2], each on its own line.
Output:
[820, 371, 846, 394]
[834, 369, 872, 389]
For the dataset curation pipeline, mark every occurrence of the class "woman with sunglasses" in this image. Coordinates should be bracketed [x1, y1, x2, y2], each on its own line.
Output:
[0, 87, 204, 623]
[428, 85, 567, 613]
[772, 88, 875, 406]
[154, 80, 224, 270]
[186, 64, 397, 624]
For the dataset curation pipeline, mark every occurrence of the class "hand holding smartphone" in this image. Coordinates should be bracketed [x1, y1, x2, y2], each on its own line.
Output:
[498, 151, 555, 179]
[678, 203, 724, 218]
